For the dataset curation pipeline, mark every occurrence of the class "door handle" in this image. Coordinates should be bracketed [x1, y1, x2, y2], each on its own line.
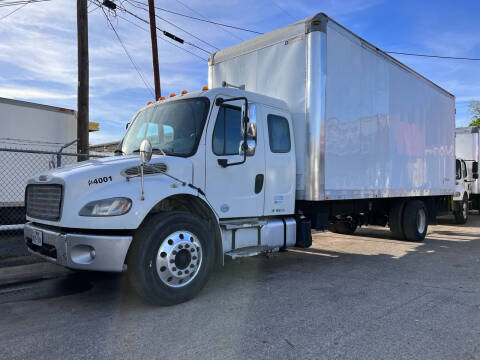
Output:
[255, 174, 264, 194]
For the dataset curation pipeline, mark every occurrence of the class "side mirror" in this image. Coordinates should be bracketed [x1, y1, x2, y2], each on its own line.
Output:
[241, 104, 248, 124]
[126, 122, 130, 130]
[474, 173, 479, 180]
[473, 161, 478, 175]
[241, 103, 257, 150]
[139, 139, 152, 164]
[239, 139, 256, 156]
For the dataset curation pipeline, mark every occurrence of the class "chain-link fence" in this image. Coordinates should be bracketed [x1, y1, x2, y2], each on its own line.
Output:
[0, 144, 107, 250]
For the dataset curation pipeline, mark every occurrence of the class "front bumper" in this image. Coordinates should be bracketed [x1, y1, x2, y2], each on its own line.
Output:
[24, 222, 132, 272]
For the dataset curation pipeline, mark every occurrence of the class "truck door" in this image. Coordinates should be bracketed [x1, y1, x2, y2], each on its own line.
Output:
[262, 107, 296, 216]
[205, 100, 265, 218]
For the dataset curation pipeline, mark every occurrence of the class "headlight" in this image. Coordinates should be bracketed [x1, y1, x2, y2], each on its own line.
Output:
[79, 197, 132, 217]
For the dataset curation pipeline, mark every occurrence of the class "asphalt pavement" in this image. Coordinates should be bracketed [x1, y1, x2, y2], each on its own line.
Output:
[1, 216, 480, 360]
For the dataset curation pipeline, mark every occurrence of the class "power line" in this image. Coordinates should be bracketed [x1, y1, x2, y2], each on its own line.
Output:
[0, 1, 26, 19]
[116, 13, 207, 61]
[173, 0, 244, 41]
[132, 0, 259, 36]
[386, 51, 480, 61]
[125, 0, 219, 51]
[112, 1, 212, 56]
[100, 5, 155, 97]
[97, 1, 479, 64]
[0, 0, 50, 7]
[266, 0, 296, 21]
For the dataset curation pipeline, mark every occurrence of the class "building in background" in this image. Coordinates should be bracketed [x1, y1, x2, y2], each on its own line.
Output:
[0, 97, 98, 227]
[89, 140, 120, 154]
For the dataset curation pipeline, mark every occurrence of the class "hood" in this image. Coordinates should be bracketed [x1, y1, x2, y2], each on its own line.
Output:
[33, 154, 193, 184]
[27, 154, 196, 229]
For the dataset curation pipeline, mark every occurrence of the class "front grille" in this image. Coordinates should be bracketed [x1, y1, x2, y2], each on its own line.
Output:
[26, 184, 62, 221]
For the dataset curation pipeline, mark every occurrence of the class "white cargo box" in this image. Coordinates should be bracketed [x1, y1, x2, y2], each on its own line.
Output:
[209, 13, 456, 202]
[0, 97, 77, 207]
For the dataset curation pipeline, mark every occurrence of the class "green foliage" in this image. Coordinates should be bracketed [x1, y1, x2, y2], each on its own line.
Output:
[469, 118, 480, 127]
[468, 100, 480, 127]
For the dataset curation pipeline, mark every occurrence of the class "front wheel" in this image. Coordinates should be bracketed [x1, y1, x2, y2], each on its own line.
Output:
[128, 212, 214, 306]
[454, 195, 469, 224]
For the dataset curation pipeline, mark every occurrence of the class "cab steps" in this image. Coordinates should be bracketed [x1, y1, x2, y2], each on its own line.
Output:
[225, 245, 280, 260]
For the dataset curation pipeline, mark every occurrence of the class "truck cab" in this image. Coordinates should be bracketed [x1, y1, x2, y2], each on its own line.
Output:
[453, 157, 476, 223]
[24, 88, 299, 305]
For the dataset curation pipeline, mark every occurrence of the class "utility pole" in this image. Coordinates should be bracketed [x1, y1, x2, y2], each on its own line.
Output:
[77, 0, 89, 159]
[148, 0, 161, 100]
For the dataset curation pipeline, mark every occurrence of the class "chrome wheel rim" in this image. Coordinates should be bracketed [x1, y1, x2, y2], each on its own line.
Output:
[417, 208, 426, 234]
[156, 230, 202, 288]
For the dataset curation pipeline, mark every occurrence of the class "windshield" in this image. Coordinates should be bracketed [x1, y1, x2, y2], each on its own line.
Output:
[121, 97, 210, 156]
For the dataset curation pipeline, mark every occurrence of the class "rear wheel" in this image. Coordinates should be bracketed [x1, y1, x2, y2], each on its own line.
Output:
[454, 194, 468, 224]
[329, 220, 357, 235]
[128, 212, 214, 306]
[402, 200, 428, 242]
[389, 200, 406, 239]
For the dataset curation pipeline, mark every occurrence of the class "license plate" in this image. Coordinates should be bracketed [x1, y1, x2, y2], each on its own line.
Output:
[32, 230, 43, 246]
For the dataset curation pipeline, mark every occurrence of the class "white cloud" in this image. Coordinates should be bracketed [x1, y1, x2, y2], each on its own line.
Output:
[0, 86, 76, 100]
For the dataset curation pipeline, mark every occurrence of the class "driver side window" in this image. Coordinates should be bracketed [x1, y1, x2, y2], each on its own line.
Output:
[456, 159, 462, 180]
[213, 105, 242, 155]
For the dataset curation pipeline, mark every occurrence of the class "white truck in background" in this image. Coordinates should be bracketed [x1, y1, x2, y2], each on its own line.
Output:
[24, 13, 465, 305]
[454, 127, 480, 219]
[0, 97, 77, 227]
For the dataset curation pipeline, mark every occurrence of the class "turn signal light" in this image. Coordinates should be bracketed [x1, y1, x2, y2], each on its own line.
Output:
[169, 93, 176, 97]
[202, 86, 208, 91]
[181, 90, 188, 95]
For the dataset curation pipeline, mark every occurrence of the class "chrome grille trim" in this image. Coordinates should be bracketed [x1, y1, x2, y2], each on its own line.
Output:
[26, 184, 62, 221]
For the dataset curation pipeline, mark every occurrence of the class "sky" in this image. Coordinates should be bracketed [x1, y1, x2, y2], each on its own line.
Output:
[0, 0, 479, 144]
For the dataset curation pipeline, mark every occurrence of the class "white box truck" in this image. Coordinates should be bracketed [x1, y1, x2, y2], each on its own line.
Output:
[455, 126, 480, 213]
[0, 97, 77, 227]
[24, 13, 461, 305]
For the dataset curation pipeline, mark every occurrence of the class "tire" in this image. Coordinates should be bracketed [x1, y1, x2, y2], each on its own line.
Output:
[329, 221, 357, 235]
[454, 195, 468, 224]
[127, 212, 215, 306]
[389, 200, 405, 239]
[402, 200, 428, 242]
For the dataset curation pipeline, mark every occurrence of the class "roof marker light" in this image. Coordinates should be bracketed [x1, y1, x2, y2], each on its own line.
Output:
[169, 93, 176, 97]
[147, 101, 152, 105]
[159, 96, 165, 100]
[181, 90, 188, 95]
[202, 86, 208, 91]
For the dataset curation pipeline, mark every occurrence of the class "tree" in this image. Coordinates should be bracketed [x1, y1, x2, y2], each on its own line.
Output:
[468, 100, 480, 127]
